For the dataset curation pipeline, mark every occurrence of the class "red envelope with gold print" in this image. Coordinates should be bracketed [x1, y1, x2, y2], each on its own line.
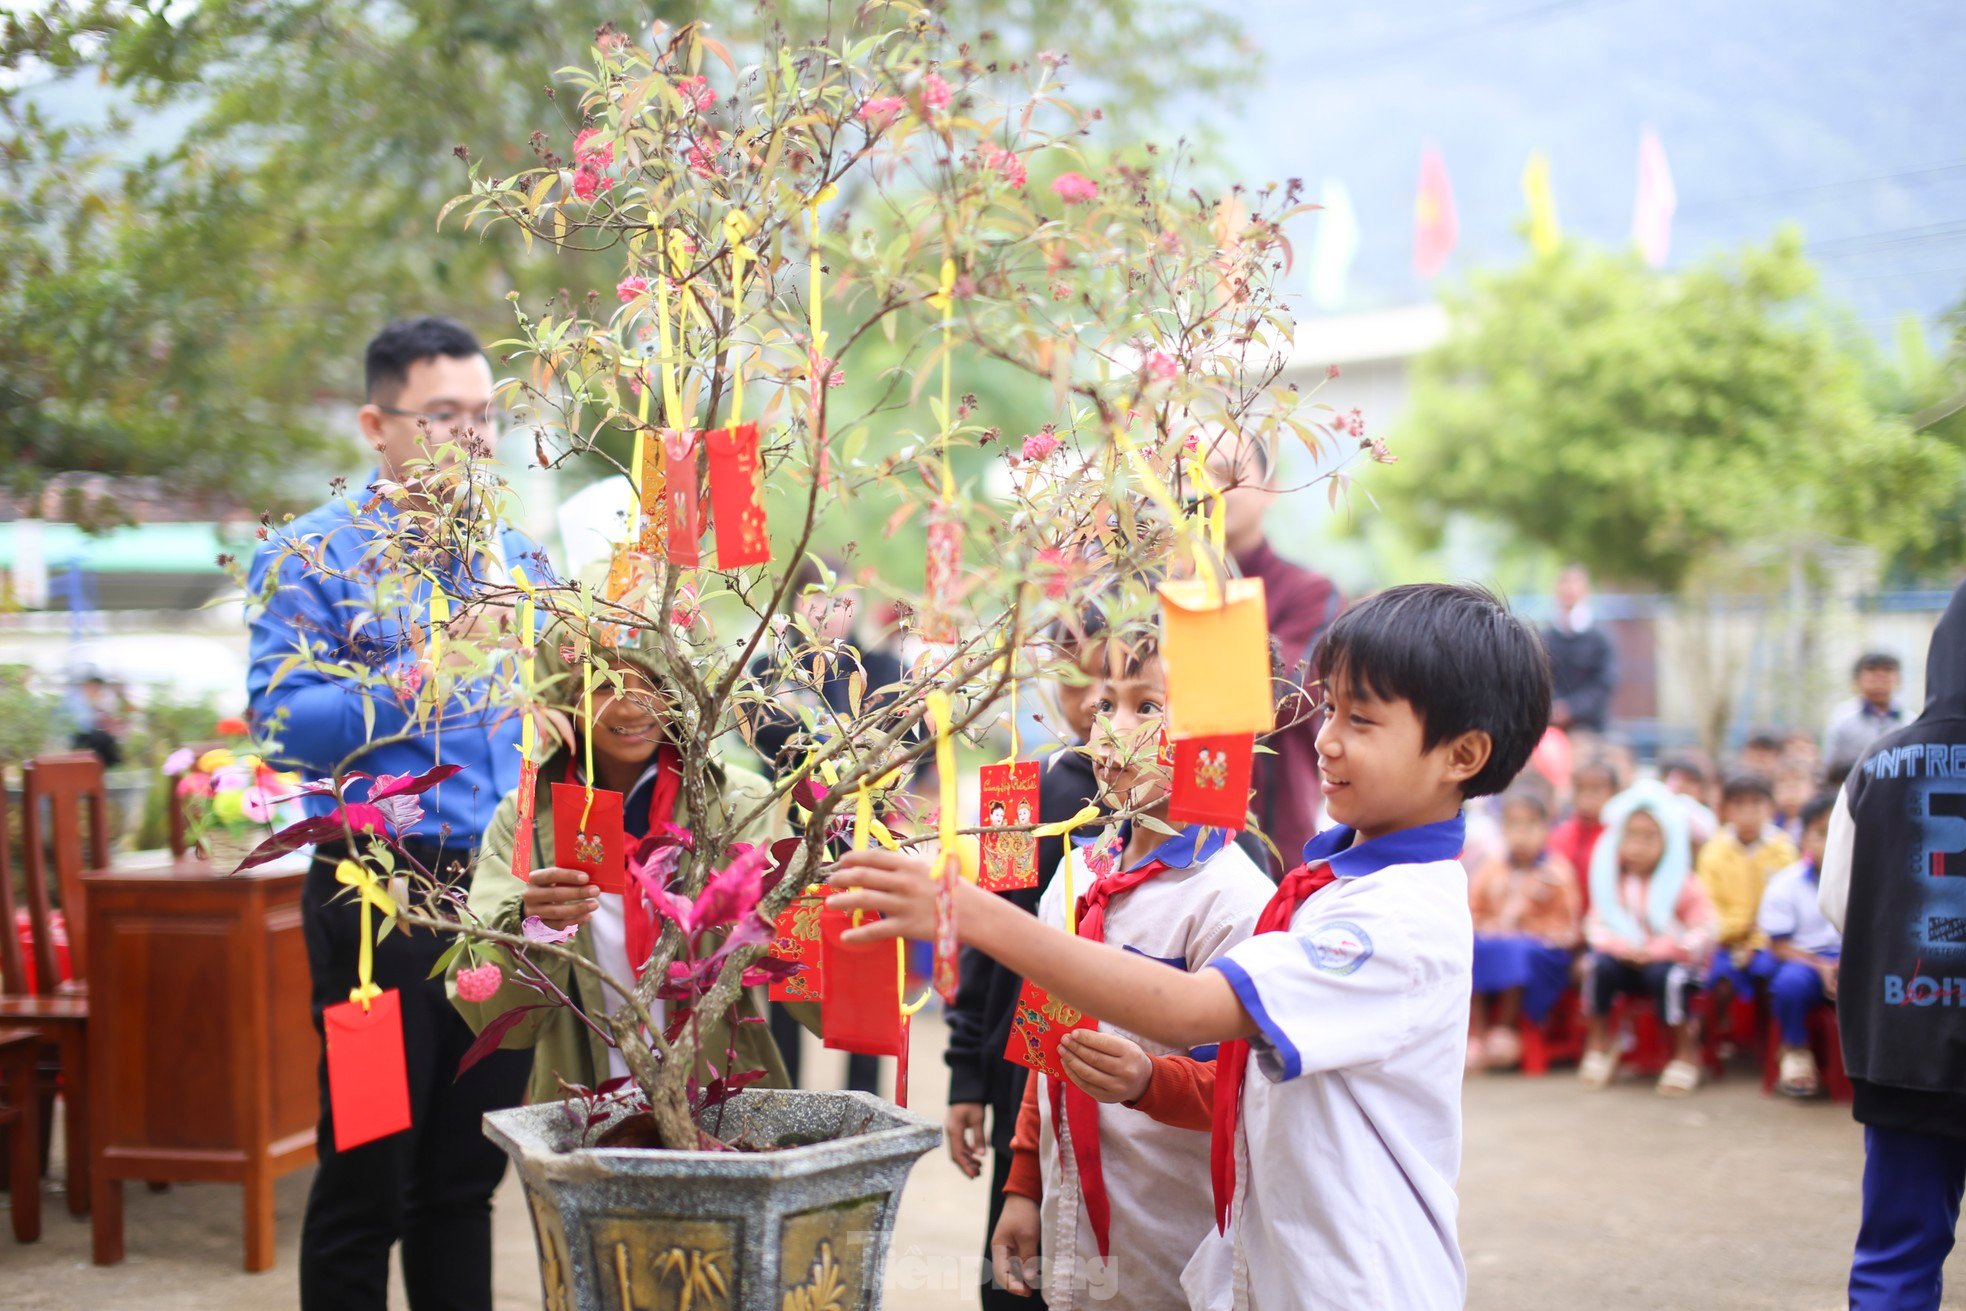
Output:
[819, 904, 905, 1057]
[1002, 977, 1096, 1078]
[510, 758, 540, 882]
[1166, 733, 1256, 831]
[551, 783, 625, 895]
[662, 429, 703, 567]
[768, 889, 827, 1003]
[706, 422, 770, 568]
[978, 761, 1041, 891]
[637, 431, 668, 557]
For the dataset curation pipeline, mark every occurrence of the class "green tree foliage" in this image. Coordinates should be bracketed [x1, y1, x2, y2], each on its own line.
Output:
[0, 0, 1249, 515]
[1379, 230, 1960, 591]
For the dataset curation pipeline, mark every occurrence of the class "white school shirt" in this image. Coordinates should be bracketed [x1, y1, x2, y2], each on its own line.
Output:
[1184, 816, 1472, 1311]
[1033, 827, 1274, 1311]
[1759, 859, 1842, 959]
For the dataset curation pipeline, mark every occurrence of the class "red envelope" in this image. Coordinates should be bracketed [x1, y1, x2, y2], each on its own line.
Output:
[1166, 733, 1256, 831]
[978, 761, 1042, 891]
[662, 429, 703, 567]
[768, 889, 827, 1003]
[923, 505, 963, 642]
[819, 904, 904, 1058]
[932, 853, 960, 1005]
[637, 429, 667, 557]
[705, 422, 770, 568]
[895, 1013, 912, 1109]
[551, 783, 626, 895]
[323, 989, 412, 1150]
[1002, 977, 1096, 1079]
[510, 758, 540, 882]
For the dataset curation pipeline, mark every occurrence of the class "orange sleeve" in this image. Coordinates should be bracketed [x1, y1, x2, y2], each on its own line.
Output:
[1125, 1053, 1215, 1132]
[1002, 1070, 1043, 1202]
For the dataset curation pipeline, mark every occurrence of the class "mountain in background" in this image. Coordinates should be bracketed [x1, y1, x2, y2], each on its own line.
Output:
[1222, 0, 1966, 336]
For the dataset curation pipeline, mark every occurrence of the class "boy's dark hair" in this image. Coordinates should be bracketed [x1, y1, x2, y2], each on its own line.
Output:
[1854, 651, 1901, 677]
[1720, 771, 1774, 806]
[1798, 791, 1837, 834]
[1744, 732, 1784, 755]
[1660, 752, 1708, 785]
[365, 316, 484, 402]
[1314, 582, 1551, 799]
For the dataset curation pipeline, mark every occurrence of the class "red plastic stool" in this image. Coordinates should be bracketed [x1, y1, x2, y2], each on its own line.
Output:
[1519, 987, 1587, 1077]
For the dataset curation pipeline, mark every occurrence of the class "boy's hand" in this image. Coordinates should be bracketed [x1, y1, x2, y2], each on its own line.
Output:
[945, 1102, 987, 1179]
[991, 1194, 1042, 1298]
[1059, 1029, 1152, 1104]
[522, 866, 599, 929]
[1818, 959, 1840, 1000]
[828, 849, 941, 942]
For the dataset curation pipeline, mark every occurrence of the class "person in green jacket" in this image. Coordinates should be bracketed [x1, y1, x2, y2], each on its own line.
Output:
[448, 625, 800, 1106]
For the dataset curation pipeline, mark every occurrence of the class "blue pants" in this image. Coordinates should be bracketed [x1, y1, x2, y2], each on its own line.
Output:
[1471, 935, 1572, 1023]
[1706, 946, 1778, 996]
[1851, 1124, 1966, 1310]
[1768, 958, 1831, 1047]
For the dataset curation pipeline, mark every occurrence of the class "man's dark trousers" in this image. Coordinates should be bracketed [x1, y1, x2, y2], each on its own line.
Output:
[297, 839, 530, 1311]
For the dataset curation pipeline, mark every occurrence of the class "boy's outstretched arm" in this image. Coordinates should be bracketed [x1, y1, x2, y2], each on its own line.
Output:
[829, 849, 1257, 1052]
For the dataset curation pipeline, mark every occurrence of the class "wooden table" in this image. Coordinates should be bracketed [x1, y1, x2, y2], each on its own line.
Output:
[84, 853, 318, 1272]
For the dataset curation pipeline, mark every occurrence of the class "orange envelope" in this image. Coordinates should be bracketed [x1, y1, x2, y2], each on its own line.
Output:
[1157, 576, 1274, 737]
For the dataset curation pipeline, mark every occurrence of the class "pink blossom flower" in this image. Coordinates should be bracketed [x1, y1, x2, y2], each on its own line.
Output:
[239, 785, 278, 824]
[858, 96, 905, 130]
[922, 72, 952, 112]
[163, 747, 196, 776]
[1326, 364, 1341, 380]
[1184, 434, 1201, 453]
[455, 962, 503, 1002]
[1344, 407, 1366, 438]
[1051, 172, 1098, 204]
[572, 129, 613, 169]
[953, 275, 977, 300]
[571, 166, 613, 202]
[685, 141, 719, 180]
[616, 276, 649, 303]
[1038, 50, 1066, 68]
[175, 771, 214, 799]
[982, 145, 1027, 189]
[676, 74, 717, 111]
[1140, 350, 1179, 384]
[1021, 432, 1059, 462]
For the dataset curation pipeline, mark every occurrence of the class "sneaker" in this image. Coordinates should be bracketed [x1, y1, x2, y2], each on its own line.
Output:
[1657, 1058, 1700, 1097]
[1778, 1048, 1821, 1098]
[1484, 1026, 1522, 1070]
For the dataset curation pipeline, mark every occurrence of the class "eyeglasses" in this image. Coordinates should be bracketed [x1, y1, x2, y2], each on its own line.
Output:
[374, 403, 505, 431]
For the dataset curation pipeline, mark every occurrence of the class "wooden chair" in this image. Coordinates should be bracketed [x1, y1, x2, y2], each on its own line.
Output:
[0, 753, 106, 1217]
[0, 1027, 41, 1242]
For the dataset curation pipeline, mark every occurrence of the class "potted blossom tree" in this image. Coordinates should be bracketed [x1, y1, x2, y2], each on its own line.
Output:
[244, 8, 1358, 1307]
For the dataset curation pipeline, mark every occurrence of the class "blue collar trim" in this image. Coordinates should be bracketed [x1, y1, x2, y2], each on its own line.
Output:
[1073, 823, 1227, 872]
[1301, 814, 1466, 878]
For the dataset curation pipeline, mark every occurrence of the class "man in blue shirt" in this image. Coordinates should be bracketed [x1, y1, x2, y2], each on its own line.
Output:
[247, 317, 549, 1311]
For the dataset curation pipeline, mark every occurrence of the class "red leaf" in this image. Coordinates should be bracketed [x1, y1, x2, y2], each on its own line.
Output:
[235, 814, 349, 870]
[456, 1005, 545, 1079]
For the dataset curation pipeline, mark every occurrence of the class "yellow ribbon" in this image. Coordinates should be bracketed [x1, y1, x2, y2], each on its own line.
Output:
[512, 567, 538, 760]
[336, 859, 398, 1010]
[580, 634, 597, 829]
[725, 209, 754, 428]
[807, 186, 836, 363]
[426, 585, 451, 670]
[931, 257, 958, 501]
[654, 230, 684, 428]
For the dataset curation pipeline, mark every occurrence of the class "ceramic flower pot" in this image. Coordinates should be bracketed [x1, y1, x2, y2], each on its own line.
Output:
[484, 1089, 939, 1311]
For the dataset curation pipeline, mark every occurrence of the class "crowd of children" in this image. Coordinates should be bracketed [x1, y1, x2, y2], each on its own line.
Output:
[1463, 726, 1845, 1100]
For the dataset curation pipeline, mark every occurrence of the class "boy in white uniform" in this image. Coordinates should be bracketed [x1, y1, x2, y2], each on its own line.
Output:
[832, 583, 1552, 1310]
[992, 641, 1272, 1308]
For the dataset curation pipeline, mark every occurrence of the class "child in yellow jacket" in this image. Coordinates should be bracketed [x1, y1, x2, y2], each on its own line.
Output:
[1696, 772, 1798, 1007]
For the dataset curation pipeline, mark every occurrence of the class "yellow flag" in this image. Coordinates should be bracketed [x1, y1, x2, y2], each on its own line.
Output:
[1523, 151, 1561, 257]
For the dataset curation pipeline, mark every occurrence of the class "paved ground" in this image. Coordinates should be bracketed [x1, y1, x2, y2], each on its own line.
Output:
[6, 1014, 1964, 1309]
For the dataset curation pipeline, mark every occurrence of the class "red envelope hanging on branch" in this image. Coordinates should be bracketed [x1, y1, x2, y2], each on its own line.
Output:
[768, 887, 827, 1003]
[819, 904, 905, 1058]
[1166, 733, 1256, 831]
[550, 783, 626, 895]
[1157, 577, 1274, 738]
[705, 422, 770, 568]
[662, 429, 704, 568]
[922, 503, 964, 643]
[509, 758, 541, 882]
[323, 989, 412, 1150]
[978, 761, 1042, 891]
[1002, 977, 1097, 1079]
[637, 431, 668, 558]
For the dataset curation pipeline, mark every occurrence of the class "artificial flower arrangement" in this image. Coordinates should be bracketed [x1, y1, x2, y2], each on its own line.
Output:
[166, 739, 305, 860]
